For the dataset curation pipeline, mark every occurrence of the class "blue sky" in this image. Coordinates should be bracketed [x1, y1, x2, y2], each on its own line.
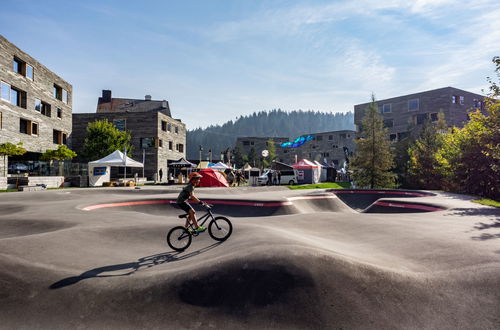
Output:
[1, 0, 499, 129]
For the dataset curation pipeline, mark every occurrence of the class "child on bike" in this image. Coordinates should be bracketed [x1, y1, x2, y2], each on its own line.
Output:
[176, 172, 206, 232]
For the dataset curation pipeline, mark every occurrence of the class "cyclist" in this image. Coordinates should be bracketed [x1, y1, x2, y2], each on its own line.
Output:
[177, 172, 206, 232]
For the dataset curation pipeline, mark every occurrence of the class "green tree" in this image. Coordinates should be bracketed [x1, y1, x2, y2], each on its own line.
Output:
[407, 112, 447, 189]
[435, 57, 500, 199]
[247, 147, 257, 168]
[232, 145, 246, 168]
[350, 96, 396, 188]
[82, 120, 132, 161]
[41, 145, 77, 176]
[0, 142, 27, 176]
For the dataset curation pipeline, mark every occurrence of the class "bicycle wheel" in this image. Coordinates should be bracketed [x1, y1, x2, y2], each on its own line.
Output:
[208, 217, 233, 241]
[167, 226, 192, 251]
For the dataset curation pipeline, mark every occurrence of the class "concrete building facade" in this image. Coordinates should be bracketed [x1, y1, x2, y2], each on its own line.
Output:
[72, 90, 186, 180]
[354, 87, 486, 141]
[236, 130, 355, 168]
[0, 35, 72, 176]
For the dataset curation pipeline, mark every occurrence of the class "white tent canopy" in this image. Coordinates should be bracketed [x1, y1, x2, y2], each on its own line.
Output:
[210, 161, 230, 171]
[88, 150, 143, 186]
[89, 150, 143, 167]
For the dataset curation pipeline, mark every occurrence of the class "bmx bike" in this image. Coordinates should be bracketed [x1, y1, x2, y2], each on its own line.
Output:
[166, 203, 233, 251]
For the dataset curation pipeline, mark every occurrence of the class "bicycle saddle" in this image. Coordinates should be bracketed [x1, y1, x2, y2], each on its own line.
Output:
[178, 214, 189, 219]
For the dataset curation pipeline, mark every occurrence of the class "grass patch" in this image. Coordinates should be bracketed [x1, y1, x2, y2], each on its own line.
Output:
[287, 182, 351, 190]
[0, 189, 18, 193]
[471, 198, 500, 208]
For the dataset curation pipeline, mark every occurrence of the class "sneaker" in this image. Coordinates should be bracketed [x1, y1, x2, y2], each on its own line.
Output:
[195, 226, 206, 232]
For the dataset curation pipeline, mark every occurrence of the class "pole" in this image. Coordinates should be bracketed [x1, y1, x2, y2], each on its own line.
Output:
[142, 149, 145, 179]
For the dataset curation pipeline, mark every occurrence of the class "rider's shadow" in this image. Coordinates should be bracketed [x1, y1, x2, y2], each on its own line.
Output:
[49, 242, 221, 290]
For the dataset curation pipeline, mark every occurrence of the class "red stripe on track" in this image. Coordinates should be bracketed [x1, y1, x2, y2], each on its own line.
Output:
[333, 190, 429, 197]
[373, 201, 444, 211]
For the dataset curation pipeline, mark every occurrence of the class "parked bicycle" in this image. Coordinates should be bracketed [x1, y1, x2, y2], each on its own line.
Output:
[167, 203, 232, 251]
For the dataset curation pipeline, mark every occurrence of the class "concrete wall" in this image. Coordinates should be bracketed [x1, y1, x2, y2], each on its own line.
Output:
[28, 176, 64, 188]
[0, 177, 6, 190]
[0, 35, 72, 159]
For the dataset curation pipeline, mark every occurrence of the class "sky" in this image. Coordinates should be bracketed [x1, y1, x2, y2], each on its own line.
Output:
[1, 0, 499, 130]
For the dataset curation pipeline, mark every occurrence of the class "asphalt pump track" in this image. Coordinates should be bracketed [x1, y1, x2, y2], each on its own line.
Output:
[0, 186, 499, 329]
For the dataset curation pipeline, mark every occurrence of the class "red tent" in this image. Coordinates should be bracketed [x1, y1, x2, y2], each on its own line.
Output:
[198, 168, 229, 187]
[291, 159, 319, 169]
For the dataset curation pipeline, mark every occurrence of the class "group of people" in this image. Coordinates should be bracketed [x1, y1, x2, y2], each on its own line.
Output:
[266, 170, 282, 185]
[226, 170, 246, 187]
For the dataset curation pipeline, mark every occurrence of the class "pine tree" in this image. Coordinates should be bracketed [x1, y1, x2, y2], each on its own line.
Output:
[350, 96, 396, 188]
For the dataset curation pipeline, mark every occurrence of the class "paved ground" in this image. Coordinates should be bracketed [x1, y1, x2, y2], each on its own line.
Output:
[0, 186, 499, 329]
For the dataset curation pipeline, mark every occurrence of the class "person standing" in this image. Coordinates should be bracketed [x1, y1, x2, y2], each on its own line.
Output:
[159, 168, 163, 182]
[267, 170, 273, 186]
[277, 170, 281, 185]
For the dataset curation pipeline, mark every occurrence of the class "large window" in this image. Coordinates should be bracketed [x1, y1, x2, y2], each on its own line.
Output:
[383, 104, 392, 113]
[35, 99, 51, 117]
[408, 98, 419, 111]
[161, 120, 167, 131]
[26, 64, 34, 80]
[20, 119, 38, 135]
[383, 119, 394, 128]
[169, 141, 173, 150]
[141, 138, 155, 148]
[1, 82, 26, 107]
[13, 58, 34, 80]
[113, 119, 126, 131]
[54, 84, 68, 102]
[415, 114, 427, 125]
[53, 130, 67, 145]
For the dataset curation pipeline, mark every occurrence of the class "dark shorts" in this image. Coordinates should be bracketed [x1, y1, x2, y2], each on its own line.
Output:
[177, 201, 194, 213]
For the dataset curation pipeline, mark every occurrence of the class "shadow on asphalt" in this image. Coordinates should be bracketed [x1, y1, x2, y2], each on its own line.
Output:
[49, 242, 222, 289]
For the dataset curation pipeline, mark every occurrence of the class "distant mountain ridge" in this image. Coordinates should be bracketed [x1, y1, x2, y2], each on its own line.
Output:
[186, 109, 354, 159]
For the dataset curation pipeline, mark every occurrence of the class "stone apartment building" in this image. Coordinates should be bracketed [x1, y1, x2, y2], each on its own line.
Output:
[0, 35, 72, 177]
[354, 87, 486, 141]
[72, 90, 186, 180]
[236, 130, 355, 168]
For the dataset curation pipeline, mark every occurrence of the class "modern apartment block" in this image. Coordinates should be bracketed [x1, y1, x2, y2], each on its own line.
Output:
[0, 35, 72, 176]
[354, 87, 486, 141]
[236, 130, 355, 168]
[72, 90, 186, 180]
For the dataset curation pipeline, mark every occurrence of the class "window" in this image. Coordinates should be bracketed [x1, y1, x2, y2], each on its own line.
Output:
[54, 84, 63, 100]
[383, 104, 392, 113]
[473, 99, 482, 109]
[459, 96, 464, 105]
[316, 136, 323, 141]
[408, 98, 419, 111]
[250, 141, 254, 145]
[377, 105, 383, 114]
[178, 144, 184, 153]
[10, 86, 27, 108]
[32, 122, 38, 135]
[20, 119, 28, 134]
[141, 138, 155, 148]
[168, 141, 173, 150]
[451, 95, 457, 104]
[62, 89, 68, 104]
[35, 99, 51, 117]
[430, 113, 438, 121]
[161, 121, 167, 131]
[158, 139, 163, 148]
[243, 141, 250, 146]
[339, 133, 346, 139]
[167, 123, 171, 132]
[13, 58, 22, 74]
[415, 114, 427, 125]
[390, 134, 397, 141]
[113, 119, 126, 131]
[57, 108, 62, 119]
[62, 133, 67, 145]
[1, 82, 10, 101]
[328, 135, 333, 140]
[383, 119, 394, 128]
[332, 144, 338, 148]
[26, 65, 34, 80]
[174, 125, 179, 134]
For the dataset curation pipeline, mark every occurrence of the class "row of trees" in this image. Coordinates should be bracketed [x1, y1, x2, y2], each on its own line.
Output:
[351, 57, 499, 200]
[231, 138, 278, 169]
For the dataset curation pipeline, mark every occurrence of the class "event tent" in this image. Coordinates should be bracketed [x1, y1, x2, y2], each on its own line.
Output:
[198, 168, 229, 187]
[210, 162, 230, 171]
[88, 150, 143, 186]
[197, 161, 215, 169]
[291, 159, 321, 184]
[169, 158, 196, 168]
[313, 160, 327, 182]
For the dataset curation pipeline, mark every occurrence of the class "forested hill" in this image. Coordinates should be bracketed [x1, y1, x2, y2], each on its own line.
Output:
[186, 109, 354, 159]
